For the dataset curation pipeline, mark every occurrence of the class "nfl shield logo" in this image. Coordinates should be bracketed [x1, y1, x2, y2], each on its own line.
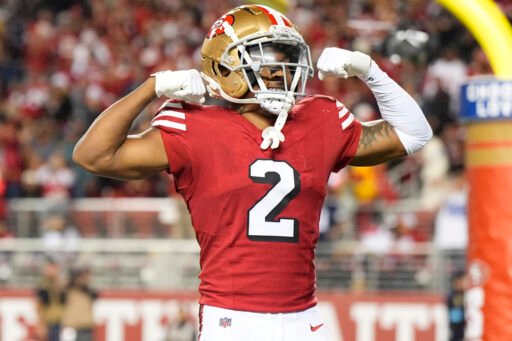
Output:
[219, 317, 232, 328]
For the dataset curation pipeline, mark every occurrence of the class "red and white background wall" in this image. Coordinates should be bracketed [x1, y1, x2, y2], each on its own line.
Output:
[0, 290, 446, 341]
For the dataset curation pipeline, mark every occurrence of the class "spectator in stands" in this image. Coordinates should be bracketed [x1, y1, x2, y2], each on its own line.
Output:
[35, 151, 76, 200]
[0, 118, 23, 198]
[46, 72, 73, 125]
[422, 78, 452, 136]
[349, 166, 383, 206]
[319, 170, 353, 241]
[440, 122, 465, 173]
[433, 171, 467, 290]
[158, 198, 193, 239]
[390, 212, 418, 254]
[0, 219, 13, 238]
[433, 171, 468, 251]
[467, 47, 492, 76]
[61, 266, 98, 341]
[165, 305, 197, 341]
[359, 211, 394, 255]
[447, 271, 466, 341]
[423, 45, 467, 114]
[41, 212, 81, 256]
[419, 135, 451, 210]
[35, 259, 65, 341]
[20, 150, 44, 197]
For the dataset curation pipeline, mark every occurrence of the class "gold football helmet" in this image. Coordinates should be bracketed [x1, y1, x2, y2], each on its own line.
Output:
[200, 5, 314, 115]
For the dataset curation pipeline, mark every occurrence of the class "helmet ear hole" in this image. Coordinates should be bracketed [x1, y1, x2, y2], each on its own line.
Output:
[218, 64, 231, 77]
[213, 63, 231, 77]
[210, 61, 248, 98]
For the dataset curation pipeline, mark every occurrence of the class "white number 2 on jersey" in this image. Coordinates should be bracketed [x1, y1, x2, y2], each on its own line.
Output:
[248, 160, 301, 242]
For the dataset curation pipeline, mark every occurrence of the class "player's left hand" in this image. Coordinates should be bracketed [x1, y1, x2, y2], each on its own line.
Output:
[317, 48, 371, 80]
[152, 69, 206, 103]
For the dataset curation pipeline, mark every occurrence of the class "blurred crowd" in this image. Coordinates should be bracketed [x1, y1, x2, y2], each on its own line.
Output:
[0, 0, 508, 245]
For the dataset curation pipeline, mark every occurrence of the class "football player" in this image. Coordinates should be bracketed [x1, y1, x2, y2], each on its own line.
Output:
[73, 5, 432, 340]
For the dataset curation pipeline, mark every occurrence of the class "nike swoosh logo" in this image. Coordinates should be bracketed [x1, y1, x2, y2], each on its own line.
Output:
[310, 323, 324, 332]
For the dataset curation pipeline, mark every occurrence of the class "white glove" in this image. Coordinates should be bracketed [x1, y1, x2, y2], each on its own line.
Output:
[152, 70, 206, 103]
[317, 48, 372, 80]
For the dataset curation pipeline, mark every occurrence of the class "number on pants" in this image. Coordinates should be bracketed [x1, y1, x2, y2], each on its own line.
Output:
[248, 160, 300, 242]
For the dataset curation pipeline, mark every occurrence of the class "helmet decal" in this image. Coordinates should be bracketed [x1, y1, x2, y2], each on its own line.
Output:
[207, 14, 235, 39]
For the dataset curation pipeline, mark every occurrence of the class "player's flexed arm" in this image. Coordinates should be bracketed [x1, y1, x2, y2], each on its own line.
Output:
[72, 70, 205, 179]
[317, 48, 433, 166]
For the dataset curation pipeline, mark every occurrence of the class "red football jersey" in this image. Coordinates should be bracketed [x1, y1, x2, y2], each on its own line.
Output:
[152, 95, 362, 313]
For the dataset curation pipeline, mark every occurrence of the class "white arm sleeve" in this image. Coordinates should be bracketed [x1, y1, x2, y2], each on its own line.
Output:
[360, 62, 433, 154]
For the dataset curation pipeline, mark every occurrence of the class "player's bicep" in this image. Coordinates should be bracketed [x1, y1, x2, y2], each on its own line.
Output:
[349, 120, 407, 166]
[101, 128, 169, 179]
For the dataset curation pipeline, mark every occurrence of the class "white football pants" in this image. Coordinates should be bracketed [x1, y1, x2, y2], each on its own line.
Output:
[198, 304, 331, 341]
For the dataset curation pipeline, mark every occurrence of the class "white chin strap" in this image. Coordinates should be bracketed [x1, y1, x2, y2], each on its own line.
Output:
[205, 21, 303, 150]
[259, 92, 295, 150]
[257, 63, 302, 150]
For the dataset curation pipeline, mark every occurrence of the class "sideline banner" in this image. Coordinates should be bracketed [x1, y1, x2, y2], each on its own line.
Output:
[0, 290, 446, 341]
[460, 78, 512, 121]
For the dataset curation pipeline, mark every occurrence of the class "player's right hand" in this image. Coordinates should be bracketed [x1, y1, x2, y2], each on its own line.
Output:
[317, 48, 372, 80]
[152, 70, 206, 103]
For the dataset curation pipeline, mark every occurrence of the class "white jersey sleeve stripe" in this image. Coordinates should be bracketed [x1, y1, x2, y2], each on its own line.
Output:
[158, 100, 183, 111]
[341, 113, 354, 130]
[338, 107, 349, 119]
[157, 110, 186, 120]
[152, 120, 187, 131]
